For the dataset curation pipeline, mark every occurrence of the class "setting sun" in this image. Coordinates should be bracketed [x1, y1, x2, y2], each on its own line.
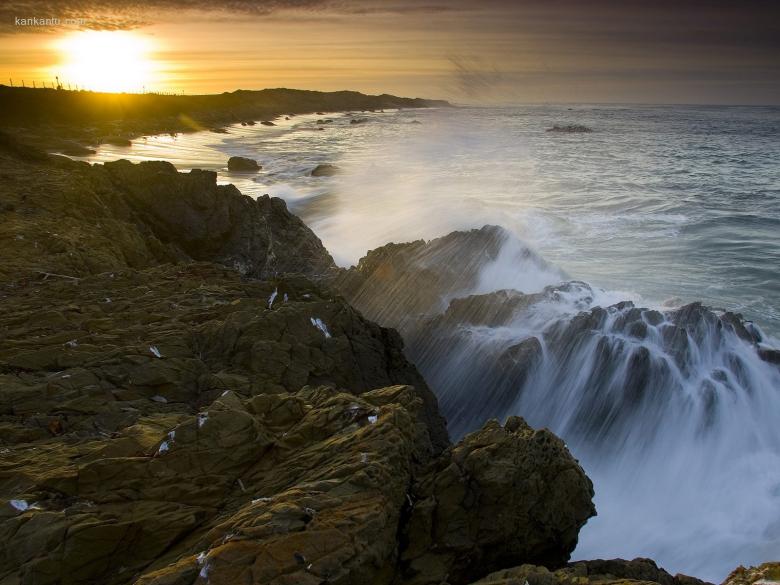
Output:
[53, 31, 158, 93]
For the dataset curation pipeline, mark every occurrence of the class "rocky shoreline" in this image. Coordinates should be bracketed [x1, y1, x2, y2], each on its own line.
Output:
[0, 86, 450, 158]
[0, 132, 773, 584]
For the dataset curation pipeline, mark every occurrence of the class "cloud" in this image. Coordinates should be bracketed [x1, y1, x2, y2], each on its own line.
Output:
[0, 0, 338, 33]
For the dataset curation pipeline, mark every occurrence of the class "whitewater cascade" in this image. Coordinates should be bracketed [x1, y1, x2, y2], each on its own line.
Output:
[335, 225, 780, 583]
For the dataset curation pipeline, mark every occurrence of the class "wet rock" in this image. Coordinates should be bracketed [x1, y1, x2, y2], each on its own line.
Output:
[227, 156, 260, 171]
[546, 124, 592, 133]
[351, 118, 368, 124]
[468, 558, 712, 585]
[722, 562, 780, 585]
[310, 163, 340, 177]
[102, 159, 335, 278]
[260, 120, 275, 126]
[400, 417, 595, 585]
[0, 262, 451, 583]
[333, 225, 536, 333]
[103, 135, 132, 146]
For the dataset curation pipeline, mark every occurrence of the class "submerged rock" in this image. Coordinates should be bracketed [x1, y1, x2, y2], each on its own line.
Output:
[227, 155, 260, 171]
[546, 124, 593, 133]
[310, 163, 340, 177]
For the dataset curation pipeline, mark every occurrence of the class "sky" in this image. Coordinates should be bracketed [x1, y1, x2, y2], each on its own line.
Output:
[1, 0, 779, 104]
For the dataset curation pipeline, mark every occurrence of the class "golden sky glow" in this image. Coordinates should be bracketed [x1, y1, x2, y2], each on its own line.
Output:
[1, 1, 778, 104]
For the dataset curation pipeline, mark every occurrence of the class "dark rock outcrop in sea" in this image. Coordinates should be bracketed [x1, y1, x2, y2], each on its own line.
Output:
[332, 225, 557, 334]
[310, 163, 340, 177]
[546, 124, 593, 133]
[227, 155, 261, 171]
[332, 226, 779, 440]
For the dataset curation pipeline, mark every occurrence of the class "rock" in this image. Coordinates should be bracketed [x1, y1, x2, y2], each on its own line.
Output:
[546, 124, 592, 133]
[260, 120, 275, 126]
[246, 120, 256, 126]
[468, 558, 712, 585]
[103, 135, 132, 146]
[310, 163, 340, 177]
[350, 118, 368, 124]
[722, 562, 780, 585]
[227, 156, 260, 171]
[0, 260, 451, 583]
[400, 417, 596, 585]
[55, 140, 96, 156]
[332, 225, 555, 334]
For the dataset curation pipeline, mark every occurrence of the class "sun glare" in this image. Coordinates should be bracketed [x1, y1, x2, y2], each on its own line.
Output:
[54, 31, 158, 93]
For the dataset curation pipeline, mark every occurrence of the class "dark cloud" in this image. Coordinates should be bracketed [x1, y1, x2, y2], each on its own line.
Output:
[1, 0, 336, 33]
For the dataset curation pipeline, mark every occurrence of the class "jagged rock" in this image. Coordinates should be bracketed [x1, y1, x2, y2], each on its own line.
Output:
[0, 261, 451, 583]
[0, 146, 336, 282]
[400, 417, 595, 585]
[333, 226, 535, 332]
[722, 562, 780, 585]
[0, 263, 447, 453]
[310, 163, 340, 177]
[227, 156, 260, 171]
[103, 159, 335, 278]
[0, 383, 433, 584]
[468, 558, 712, 585]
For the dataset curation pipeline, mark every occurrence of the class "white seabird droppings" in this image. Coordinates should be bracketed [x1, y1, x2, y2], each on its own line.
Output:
[149, 345, 162, 358]
[199, 561, 211, 580]
[197, 412, 209, 428]
[367, 414, 378, 424]
[9, 499, 28, 511]
[268, 288, 278, 309]
[310, 317, 332, 338]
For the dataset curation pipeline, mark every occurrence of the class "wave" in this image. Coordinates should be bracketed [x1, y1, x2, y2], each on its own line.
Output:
[334, 225, 780, 582]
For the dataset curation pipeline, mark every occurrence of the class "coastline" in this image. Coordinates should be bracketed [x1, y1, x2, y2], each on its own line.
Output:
[0, 85, 450, 156]
[0, 91, 777, 585]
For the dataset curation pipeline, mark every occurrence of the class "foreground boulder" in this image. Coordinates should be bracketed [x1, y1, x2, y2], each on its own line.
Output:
[400, 417, 596, 585]
[227, 156, 261, 171]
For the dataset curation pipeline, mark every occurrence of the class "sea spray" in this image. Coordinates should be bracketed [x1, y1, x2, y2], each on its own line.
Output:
[337, 225, 780, 582]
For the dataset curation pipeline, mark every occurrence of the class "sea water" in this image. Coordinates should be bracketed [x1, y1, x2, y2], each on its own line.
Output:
[79, 104, 780, 581]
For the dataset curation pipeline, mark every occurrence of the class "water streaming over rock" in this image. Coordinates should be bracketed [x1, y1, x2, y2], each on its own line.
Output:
[335, 226, 780, 583]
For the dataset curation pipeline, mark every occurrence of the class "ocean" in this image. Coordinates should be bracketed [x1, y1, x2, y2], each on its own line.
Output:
[76, 104, 780, 581]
